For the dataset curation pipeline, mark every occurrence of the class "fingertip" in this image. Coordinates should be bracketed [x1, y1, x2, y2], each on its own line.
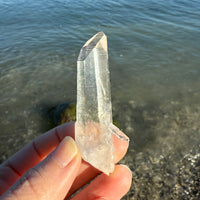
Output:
[113, 164, 132, 189]
[113, 125, 129, 162]
[114, 164, 132, 176]
[71, 164, 132, 200]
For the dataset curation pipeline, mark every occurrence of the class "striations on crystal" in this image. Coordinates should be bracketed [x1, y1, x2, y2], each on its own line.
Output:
[75, 32, 114, 175]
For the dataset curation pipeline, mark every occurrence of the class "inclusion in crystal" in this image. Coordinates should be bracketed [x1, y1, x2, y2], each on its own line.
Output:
[75, 32, 114, 175]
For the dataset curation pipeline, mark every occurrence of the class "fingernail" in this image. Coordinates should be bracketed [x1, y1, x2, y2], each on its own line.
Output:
[110, 124, 130, 142]
[51, 136, 78, 168]
[120, 164, 133, 177]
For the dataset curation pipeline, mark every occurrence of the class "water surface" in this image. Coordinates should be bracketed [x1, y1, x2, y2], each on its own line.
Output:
[0, 0, 200, 198]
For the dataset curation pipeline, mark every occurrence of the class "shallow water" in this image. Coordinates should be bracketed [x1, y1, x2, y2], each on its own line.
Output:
[0, 0, 200, 199]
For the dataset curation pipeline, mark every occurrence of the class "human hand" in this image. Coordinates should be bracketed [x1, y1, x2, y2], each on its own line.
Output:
[0, 122, 132, 200]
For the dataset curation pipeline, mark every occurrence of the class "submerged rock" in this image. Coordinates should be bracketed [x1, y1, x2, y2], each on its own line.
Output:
[50, 102, 120, 127]
[171, 145, 200, 200]
[49, 102, 76, 126]
[122, 145, 200, 200]
[115, 100, 200, 200]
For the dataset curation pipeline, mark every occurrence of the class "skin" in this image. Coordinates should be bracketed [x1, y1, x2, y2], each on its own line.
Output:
[0, 122, 132, 200]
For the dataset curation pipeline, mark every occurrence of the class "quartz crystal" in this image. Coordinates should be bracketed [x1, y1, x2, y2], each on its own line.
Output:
[75, 32, 114, 174]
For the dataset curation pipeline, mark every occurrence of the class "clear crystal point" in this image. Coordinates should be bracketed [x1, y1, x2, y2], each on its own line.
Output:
[75, 32, 114, 175]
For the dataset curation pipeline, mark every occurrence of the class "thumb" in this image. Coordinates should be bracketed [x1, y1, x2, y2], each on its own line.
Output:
[1, 136, 81, 200]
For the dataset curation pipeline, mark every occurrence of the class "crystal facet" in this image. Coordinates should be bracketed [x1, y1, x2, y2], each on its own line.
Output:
[75, 32, 114, 174]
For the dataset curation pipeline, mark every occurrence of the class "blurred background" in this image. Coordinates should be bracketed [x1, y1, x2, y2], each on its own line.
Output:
[0, 0, 200, 199]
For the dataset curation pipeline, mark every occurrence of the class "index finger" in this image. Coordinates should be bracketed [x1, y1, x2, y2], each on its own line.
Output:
[1, 122, 75, 175]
